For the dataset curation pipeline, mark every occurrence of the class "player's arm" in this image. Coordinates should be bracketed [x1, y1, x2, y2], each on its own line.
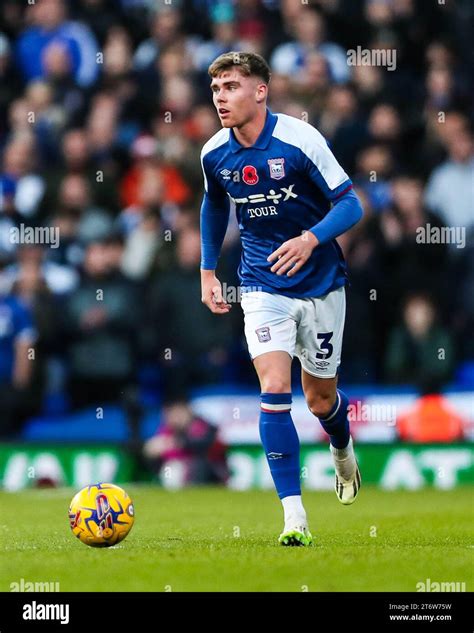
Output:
[200, 152, 232, 314]
[269, 130, 363, 277]
[308, 187, 363, 245]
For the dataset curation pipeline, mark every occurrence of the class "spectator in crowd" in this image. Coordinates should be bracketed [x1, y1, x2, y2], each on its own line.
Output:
[0, 289, 37, 437]
[45, 207, 83, 269]
[143, 395, 229, 488]
[337, 188, 379, 382]
[3, 244, 78, 297]
[71, 0, 125, 47]
[119, 133, 191, 213]
[192, 3, 242, 74]
[63, 236, 139, 409]
[121, 206, 162, 280]
[270, 7, 349, 84]
[15, 0, 99, 88]
[41, 128, 119, 216]
[144, 223, 233, 396]
[0, 32, 21, 145]
[451, 234, 474, 365]
[155, 103, 220, 191]
[354, 142, 394, 212]
[384, 293, 455, 387]
[425, 125, 474, 230]
[374, 174, 449, 321]
[56, 173, 114, 241]
[2, 134, 45, 219]
[11, 253, 59, 408]
[318, 84, 368, 173]
[350, 62, 388, 116]
[24, 80, 68, 163]
[397, 386, 465, 443]
[133, 5, 186, 73]
[85, 91, 121, 167]
[0, 175, 21, 262]
[367, 104, 403, 155]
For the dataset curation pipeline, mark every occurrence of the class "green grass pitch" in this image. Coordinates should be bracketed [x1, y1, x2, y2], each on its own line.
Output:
[1, 486, 473, 592]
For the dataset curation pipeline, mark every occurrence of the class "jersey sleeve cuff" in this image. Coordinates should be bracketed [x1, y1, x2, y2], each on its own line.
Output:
[328, 179, 353, 201]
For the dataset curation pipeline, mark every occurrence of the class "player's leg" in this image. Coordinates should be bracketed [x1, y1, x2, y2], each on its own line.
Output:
[241, 291, 312, 546]
[301, 373, 349, 447]
[301, 370, 360, 504]
[253, 351, 312, 546]
[296, 288, 361, 504]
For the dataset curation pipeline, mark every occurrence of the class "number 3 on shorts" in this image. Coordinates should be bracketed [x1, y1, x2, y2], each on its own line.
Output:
[316, 332, 333, 359]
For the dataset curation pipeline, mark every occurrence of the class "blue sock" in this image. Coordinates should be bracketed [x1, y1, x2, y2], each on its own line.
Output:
[318, 389, 350, 449]
[259, 393, 301, 499]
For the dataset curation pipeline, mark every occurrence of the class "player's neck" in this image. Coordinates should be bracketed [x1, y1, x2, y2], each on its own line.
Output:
[233, 108, 267, 148]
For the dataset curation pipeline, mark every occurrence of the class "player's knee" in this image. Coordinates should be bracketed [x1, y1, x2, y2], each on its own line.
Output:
[307, 392, 336, 419]
[261, 376, 291, 394]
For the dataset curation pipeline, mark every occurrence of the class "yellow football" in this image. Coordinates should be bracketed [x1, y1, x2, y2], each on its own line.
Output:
[68, 483, 135, 547]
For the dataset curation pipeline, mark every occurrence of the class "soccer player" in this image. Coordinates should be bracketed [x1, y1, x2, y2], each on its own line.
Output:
[200, 52, 363, 546]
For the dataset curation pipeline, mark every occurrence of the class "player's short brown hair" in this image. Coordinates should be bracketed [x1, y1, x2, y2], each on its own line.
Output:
[208, 51, 271, 84]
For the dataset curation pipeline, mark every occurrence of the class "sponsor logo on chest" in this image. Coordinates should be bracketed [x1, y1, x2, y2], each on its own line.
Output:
[230, 184, 298, 219]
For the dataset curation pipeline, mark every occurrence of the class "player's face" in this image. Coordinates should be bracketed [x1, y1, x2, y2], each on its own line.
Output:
[210, 69, 265, 129]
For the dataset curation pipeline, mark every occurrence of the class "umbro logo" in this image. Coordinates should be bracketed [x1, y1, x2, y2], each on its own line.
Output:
[220, 169, 231, 180]
[315, 361, 330, 368]
[267, 452, 284, 460]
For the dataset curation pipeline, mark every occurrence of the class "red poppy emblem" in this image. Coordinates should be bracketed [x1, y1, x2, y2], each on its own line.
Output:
[242, 165, 259, 185]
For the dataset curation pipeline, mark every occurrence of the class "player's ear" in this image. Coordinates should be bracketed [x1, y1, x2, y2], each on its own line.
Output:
[255, 82, 267, 104]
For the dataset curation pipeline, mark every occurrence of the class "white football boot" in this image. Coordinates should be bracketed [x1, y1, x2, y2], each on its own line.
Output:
[330, 436, 361, 505]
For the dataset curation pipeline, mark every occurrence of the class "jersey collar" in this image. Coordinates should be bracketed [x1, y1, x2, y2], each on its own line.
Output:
[228, 108, 278, 153]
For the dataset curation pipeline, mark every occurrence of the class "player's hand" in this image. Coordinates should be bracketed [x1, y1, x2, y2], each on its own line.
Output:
[200, 270, 232, 314]
[267, 231, 319, 277]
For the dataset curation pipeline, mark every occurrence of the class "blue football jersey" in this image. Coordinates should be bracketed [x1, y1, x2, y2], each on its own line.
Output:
[200, 109, 353, 298]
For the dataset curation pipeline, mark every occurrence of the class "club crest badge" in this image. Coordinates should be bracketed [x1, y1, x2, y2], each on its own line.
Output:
[256, 326, 271, 343]
[268, 158, 285, 180]
[242, 165, 259, 185]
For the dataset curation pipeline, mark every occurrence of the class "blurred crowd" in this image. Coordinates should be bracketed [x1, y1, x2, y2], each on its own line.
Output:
[0, 0, 473, 434]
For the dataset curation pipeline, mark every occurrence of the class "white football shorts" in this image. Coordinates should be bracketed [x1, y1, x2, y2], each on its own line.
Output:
[241, 286, 346, 378]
